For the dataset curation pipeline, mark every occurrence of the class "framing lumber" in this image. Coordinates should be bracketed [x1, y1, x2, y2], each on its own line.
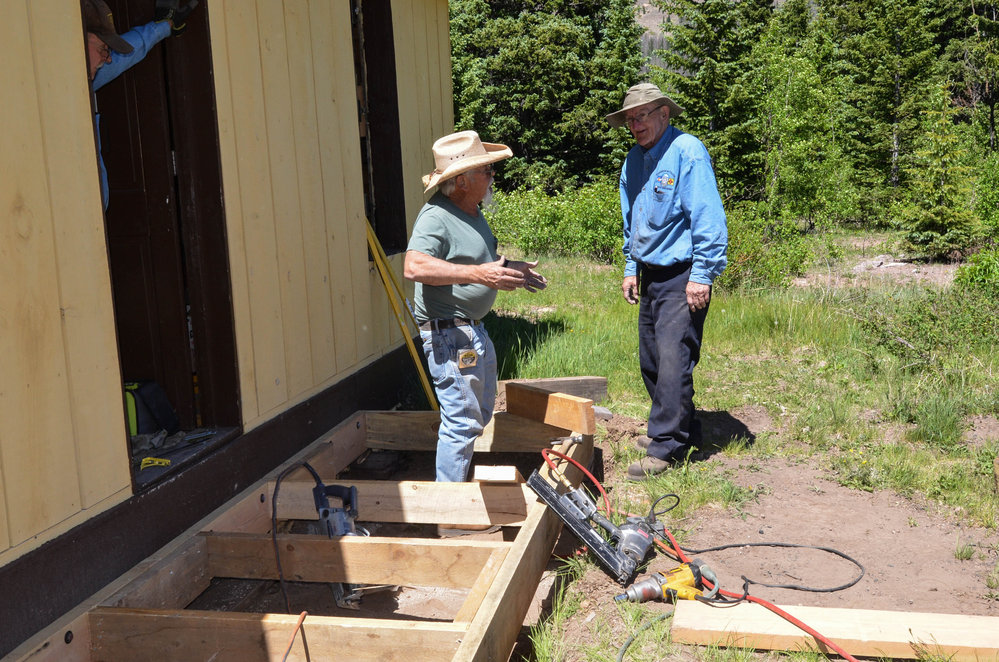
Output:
[505, 382, 595, 435]
[266, 479, 534, 526]
[88, 608, 467, 662]
[365, 409, 572, 451]
[6, 402, 595, 662]
[671, 600, 999, 661]
[204, 532, 507, 587]
[498, 376, 608, 403]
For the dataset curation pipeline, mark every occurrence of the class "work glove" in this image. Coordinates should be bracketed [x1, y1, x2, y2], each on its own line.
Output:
[154, 0, 200, 36]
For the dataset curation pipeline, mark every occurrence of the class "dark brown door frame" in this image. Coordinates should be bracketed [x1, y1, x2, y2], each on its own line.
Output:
[99, 0, 239, 460]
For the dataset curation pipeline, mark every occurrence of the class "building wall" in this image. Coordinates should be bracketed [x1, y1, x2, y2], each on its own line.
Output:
[0, 0, 453, 568]
[0, 0, 134, 566]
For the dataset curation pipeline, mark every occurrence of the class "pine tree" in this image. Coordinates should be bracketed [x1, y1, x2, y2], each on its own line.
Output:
[650, 0, 773, 199]
[902, 85, 978, 257]
[449, 0, 644, 191]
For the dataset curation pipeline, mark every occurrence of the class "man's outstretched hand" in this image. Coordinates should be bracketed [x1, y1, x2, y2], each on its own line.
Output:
[155, 0, 200, 35]
[504, 258, 548, 293]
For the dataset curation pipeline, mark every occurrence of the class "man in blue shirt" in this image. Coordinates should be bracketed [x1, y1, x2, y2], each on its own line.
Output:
[606, 83, 728, 480]
[83, 0, 197, 209]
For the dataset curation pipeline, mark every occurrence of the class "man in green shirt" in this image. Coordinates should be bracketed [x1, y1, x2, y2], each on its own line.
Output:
[405, 131, 546, 484]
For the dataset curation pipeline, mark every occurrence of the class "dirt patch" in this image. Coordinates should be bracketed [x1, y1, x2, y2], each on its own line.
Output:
[552, 407, 999, 660]
[793, 254, 959, 290]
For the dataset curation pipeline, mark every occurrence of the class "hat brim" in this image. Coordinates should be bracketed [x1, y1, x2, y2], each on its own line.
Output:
[422, 142, 512, 193]
[96, 30, 134, 54]
[606, 97, 684, 128]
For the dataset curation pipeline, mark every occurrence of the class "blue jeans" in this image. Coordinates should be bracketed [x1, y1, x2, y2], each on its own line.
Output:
[638, 263, 708, 461]
[420, 322, 497, 482]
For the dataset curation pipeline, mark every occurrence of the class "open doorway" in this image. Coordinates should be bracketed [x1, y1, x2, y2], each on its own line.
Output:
[92, 0, 240, 489]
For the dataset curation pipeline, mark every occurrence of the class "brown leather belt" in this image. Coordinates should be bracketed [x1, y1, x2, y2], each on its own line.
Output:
[419, 317, 481, 332]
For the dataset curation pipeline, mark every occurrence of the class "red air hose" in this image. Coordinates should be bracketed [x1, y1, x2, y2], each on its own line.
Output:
[540, 448, 861, 662]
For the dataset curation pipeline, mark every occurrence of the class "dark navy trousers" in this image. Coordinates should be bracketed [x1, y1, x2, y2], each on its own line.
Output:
[638, 262, 708, 461]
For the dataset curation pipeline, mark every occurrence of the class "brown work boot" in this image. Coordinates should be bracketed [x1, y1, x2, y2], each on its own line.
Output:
[626, 455, 673, 481]
[634, 435, 652, 450]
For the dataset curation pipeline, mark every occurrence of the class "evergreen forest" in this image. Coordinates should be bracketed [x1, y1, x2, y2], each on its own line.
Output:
[449, 0, 999, 276]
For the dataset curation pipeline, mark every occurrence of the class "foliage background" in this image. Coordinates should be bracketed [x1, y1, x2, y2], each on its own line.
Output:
[452, 0, 999, 274]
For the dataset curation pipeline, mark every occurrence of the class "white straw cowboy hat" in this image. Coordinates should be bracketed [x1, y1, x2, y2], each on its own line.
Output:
[605, 83, 685, 128]
[422, 130, 513, 193]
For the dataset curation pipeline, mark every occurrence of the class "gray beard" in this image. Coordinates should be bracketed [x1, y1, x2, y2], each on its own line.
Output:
[480, 185, 495, 214]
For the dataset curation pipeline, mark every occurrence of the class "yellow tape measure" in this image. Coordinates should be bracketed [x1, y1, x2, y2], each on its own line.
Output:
[140, 457, 171, 471]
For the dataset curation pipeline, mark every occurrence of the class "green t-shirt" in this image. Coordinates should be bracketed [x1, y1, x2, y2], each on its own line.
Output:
[407, 192, 499, 323]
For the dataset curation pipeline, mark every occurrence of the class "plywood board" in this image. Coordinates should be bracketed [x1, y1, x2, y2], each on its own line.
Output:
[0, 0, 82, 545]
[31, 0, 131, 509]
[671, 600, 999, 661]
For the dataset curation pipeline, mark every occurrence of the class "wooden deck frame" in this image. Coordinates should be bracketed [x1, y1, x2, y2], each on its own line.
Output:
[7, 383, 595, 662]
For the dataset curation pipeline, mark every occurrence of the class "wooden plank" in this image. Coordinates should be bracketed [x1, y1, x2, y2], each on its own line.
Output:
[283, 0, 337, 382]
[0, 0, 82, 546]
[259, 0, 312, 396]
[308, 0, 358, 371]
[505, 382, 596, 435]
[671, 601, 999, 661]
[205, 532, 506, 588]
[31, 0, 131, 509]
[454, 549, 507, 623]
[457, 431, 594, 661]
[88, 608, 465, 662]
[365, 410, 572, 452]
[473, 465, 525, 484]
[328, 0, 377, 360]
[269, 480, 532, 526]
[101, 537, 210, 610]
[208, 0, 259, 421]
[224, 1, 288, 418]
[499, 376, 608, 404]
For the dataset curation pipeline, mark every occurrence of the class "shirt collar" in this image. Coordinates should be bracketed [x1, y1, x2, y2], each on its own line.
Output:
[641, 124, 681, 162]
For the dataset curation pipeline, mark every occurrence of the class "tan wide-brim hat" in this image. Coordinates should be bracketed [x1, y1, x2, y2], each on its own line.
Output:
[605, 83, 684, 128]
[422, 130, 513, 193]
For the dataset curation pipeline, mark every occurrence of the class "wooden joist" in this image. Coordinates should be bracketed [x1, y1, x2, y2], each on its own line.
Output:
[204, 532, 507, 588]
[7, 398, 596, 662]
[671, 600, 999, 661]
[365, 410, 572, 452]
[265, 479, 534, 526]
[88, 608, 468, 662]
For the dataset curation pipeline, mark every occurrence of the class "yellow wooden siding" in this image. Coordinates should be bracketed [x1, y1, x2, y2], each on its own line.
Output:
[0, 0, 452, 566]
[209, 0, 451, 430]
[0, 0, 130, 560]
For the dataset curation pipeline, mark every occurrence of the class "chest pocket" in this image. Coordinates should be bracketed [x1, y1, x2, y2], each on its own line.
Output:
[652, 170, 676, 202]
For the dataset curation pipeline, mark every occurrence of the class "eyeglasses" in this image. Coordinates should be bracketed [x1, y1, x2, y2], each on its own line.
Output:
[478, 166, 495, 176]
[98, 44, 111, 61]
[624, 109, 657, 127]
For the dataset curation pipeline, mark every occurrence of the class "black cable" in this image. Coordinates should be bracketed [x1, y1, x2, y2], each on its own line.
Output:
[271, 461, 324, 661]
[679, 541, 866, 594]
[616, 609, 674, 661]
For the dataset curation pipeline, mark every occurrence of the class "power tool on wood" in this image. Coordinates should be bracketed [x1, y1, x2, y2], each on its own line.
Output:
[313, 482, 367, 609]
[527, 469, 655, 585]
[614, 560, 718, 603]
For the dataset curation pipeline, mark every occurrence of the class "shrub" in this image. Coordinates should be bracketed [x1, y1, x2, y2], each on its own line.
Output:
[954, 247, 999, 299]
[715, 202, 812, 290]
[486, 181, 624, 266]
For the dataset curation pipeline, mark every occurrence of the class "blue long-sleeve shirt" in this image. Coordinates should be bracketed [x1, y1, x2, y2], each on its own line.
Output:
[92, 21, 172, 209]
[620, 124, 728, 284]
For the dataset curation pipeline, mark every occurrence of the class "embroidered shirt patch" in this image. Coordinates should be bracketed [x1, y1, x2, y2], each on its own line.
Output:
[654, 172, 676, 194]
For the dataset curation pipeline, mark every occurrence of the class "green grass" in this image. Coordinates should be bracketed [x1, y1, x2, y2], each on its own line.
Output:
[488, 242, 999, 661]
